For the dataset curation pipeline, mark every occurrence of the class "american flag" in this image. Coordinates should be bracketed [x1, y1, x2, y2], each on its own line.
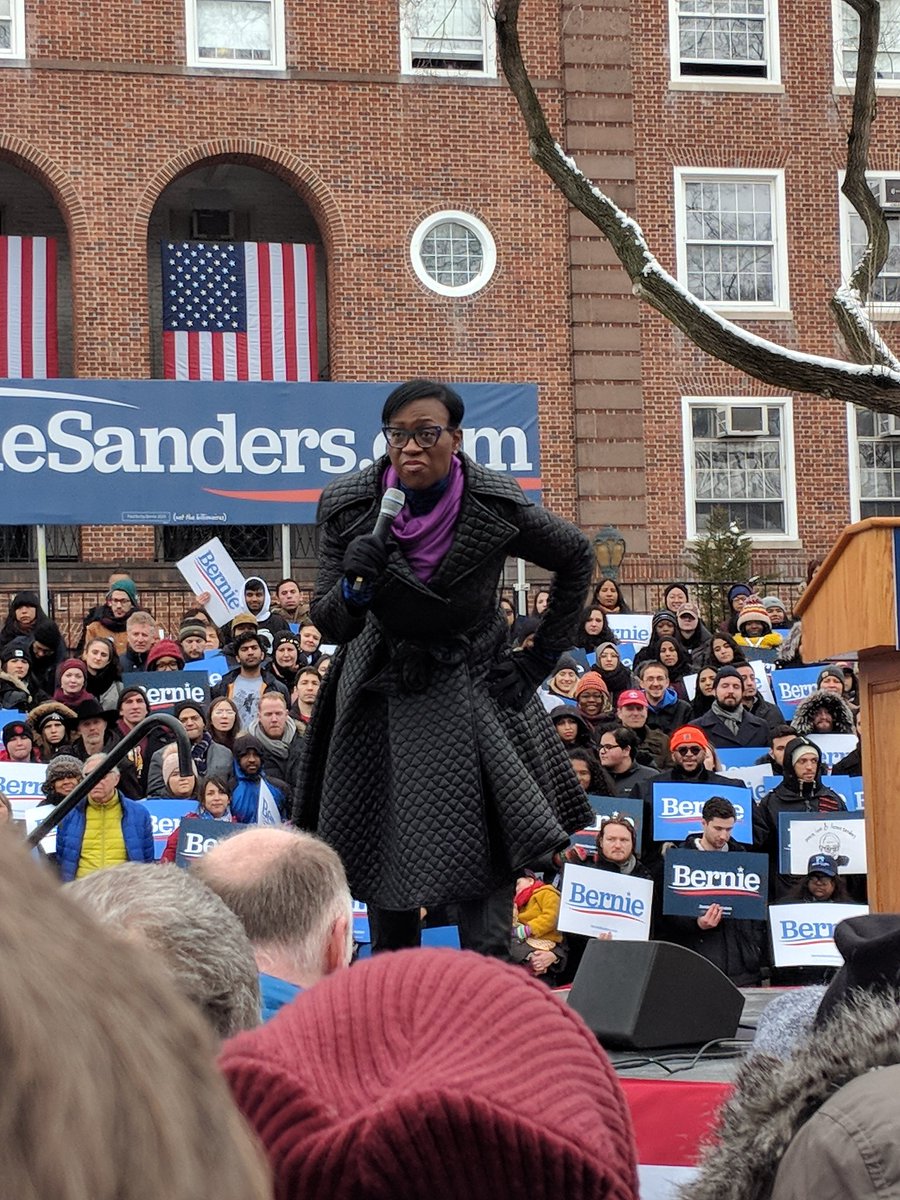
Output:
[0, 236, 58, 379]
[161, 240, 318, 381]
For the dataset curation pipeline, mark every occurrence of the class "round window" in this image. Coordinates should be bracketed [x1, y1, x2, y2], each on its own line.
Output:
[410, 210, 497, 297]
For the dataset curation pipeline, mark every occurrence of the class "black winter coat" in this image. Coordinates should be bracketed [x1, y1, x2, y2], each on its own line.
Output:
[293, 454, 595, 909]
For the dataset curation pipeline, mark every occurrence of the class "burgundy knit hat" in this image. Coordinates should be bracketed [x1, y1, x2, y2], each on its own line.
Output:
[219, 949, 638, 1200]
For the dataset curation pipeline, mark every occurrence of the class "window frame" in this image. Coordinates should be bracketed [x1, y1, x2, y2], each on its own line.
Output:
[409, 209, 497, 297]
[846, 403, 900, 520]
[185, 0, 285, 71]
[837, 169, 900, 318]
[0, 0, 26, 60]
[399, 0, 497, 79]
[674, 167, 791, 316]
[681, 395, 798, 543]
[833, 0, 900, 91]
[668, 0, 781, 87]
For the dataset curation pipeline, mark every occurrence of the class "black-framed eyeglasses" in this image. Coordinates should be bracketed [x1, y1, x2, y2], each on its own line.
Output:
[382, 425, 452, 449]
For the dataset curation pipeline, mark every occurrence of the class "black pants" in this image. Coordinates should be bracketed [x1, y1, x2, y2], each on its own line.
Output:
[368, 881, 515, 959]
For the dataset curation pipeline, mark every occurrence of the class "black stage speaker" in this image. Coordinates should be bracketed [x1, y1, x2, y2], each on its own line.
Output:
[567, 939, 744, 1049]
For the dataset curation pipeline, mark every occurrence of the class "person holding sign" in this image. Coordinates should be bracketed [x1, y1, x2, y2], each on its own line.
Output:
[293, 379, 594, 956]
[771, 853, 851, 986]
[662, 796, 767, 986]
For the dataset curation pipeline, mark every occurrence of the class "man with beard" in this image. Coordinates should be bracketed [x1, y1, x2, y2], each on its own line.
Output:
[688, 666, 769, 748]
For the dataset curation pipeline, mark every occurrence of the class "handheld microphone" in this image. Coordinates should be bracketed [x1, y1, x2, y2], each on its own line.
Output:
[351, 487, 406, 594]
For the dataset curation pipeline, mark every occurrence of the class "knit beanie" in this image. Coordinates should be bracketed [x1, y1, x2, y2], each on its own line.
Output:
[178, 621, 208, 643]
[760, 595, 787, 613]
[57, 658, 86, 683]
[219, 949, 639, 1200]
[575, 671, 610, 697]
[816, 915, 900, 1028]
[42, 755, 85, 796]
[789, 738, 821, 769]
[714, 665, 743, 686]
[108, 578, 138, 605]
[161, 746, 195, 786]
[727, 583, 752, 605]
[117, 685, 149, 714]
[2, 635, 31, 663]
[31, 618, 63, 651]
[233, 733, 264, 760]
[817, 666, 844, 688]
[553, 652, 583, 676]
[749, 986, 828, 1062]
[736, 603, 772, 631]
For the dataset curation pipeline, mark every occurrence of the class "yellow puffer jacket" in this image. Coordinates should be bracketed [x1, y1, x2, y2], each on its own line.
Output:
[515, 884, 563, 944]
[75, 797, 127, 879]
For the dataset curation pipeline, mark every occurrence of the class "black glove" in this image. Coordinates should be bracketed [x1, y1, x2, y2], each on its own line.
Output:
[342, 534, 389, 590]
[487, 650, 552, 711]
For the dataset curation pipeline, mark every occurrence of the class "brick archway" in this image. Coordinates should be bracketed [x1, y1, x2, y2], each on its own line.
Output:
[0, 137, 90, 243]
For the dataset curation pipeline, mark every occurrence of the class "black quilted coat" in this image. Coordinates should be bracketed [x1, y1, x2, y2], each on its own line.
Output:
[293, 454, 595, 909]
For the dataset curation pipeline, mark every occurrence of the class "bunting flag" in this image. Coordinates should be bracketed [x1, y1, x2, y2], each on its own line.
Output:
[0, 235, 58, 379]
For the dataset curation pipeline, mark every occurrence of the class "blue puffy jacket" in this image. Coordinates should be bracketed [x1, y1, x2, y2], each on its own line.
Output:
[56, 794, 155, 882]
[230, 760, 286, 824]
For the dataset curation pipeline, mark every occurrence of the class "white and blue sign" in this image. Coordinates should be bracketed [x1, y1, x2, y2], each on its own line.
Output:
[808, 733, 858, 769]
[613, 642, 640, 670]
[717, 747, 766, 772]
[185, 652, 228, 688]
[121, 670, 210, 714]
[558, 861, 653, 940]
[1, 761, 48, 817]
[174, 817, 245, 866]
[770, 667, 826, 717]
[583, 794, 644, 846]
[663, 850, 769, 919]
[144, 799, 196, 859]
[770, 903, 868, 968]
[608, 614, 653, 647]
[827, 775, 865, 812]
[725, 762, 776, 803]
[778, 811, 867, 875]
[352, 899, 371, 944]
[651, 782, 752, 843]
[0, 380, 540, 524]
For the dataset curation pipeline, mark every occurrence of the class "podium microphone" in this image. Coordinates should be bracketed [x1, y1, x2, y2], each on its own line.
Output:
[351, 487, 405, 594]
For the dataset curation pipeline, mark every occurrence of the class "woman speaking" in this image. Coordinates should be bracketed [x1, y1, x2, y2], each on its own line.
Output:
[293, 379, 594, 955]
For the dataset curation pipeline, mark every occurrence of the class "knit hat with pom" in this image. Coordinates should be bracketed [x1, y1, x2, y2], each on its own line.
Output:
[219, 948, 639, 1200]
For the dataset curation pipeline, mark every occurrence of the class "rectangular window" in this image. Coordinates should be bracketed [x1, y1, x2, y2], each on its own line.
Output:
[672, 0, 780, 82]
[836, 0, 900, 83]
[839, 172, 900, 313]
[674, 168, 789, 312]
[400, 0, 496, 77]
[186, 0, 284, 69]
[853, 407, 900, 517]
[0, 0, 25, 58]
[682, 397, 797, 539]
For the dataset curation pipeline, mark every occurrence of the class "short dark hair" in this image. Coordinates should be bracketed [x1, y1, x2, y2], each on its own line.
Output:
[771, 723, 796, 742]
[275, 578, 299, 592]
[298, 666, 320, 681]
[234, 631, 262, 653]
[381, 378, 465, 427]
[702, 796, 736, 822]
[636, 659, 668, 680]
[600, 726, 639, 756]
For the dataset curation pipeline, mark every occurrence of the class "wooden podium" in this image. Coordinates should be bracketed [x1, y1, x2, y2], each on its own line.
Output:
[795, 517, 900, 911]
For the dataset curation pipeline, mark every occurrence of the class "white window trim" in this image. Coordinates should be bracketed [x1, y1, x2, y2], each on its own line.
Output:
[837, 168, 900, 319]
[410, 209, 497, 297]
[674, 166, 791, 315]
[832, 0, 900, 90]
[0, 0, 26, 59]
[668, 0, 781, 86]
[185, 0, 285, 71]
[681, 395, 799, 543]
[399, 0, 497, 78]
[847, 404, 863, 522]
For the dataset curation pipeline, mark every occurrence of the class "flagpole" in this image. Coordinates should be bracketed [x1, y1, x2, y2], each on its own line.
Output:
[281, 524, 291, 581]
[36, 525, 49, 613]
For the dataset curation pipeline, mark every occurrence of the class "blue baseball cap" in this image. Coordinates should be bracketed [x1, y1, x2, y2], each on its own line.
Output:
[807, 853, 838, 878]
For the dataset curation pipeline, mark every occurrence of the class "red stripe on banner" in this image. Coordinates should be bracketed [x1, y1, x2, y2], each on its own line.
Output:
[45, 237, 58, 377]
[257, 243, 273, 380]
[0, 237, 8, 378]
[236, 331, 249, 380]
[620, 1079, 731, 1167]
[187, 334, 200, 380]
[162, 331, 175, 379]
[306, 244, 318, 380]
[282, 243, 298, 381]
[211, 336, 224, 381]
[19, 235, 33, 379]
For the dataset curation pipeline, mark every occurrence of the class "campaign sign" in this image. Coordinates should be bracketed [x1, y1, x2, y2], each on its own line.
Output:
[614, 642, 640, 670]
[174, 817, 245, 866]
[751, 661, 775, 702]
[808, 733, 858, 770]
[769, 903, 869, 968]
[827, 775, 865, 812]
[122, 670, 211, 714]
[683, 671, 699, 700]
[723, 762, 772, 803]
[176, 537, 247, 626]
[352, 899, 371, 944]
[778, 811, 867, 875]
[585, 794, 644, 845]
[717, 747, 765, 771]
[23, 804, 57, 853]
[663, 850, 768, 920]
[558, 861, 653, 940]
[651, 782, 752, 843]
[1, 762, 48, 817]
[770, 667, 825, 717]
[185, 652, 228, 688]
[143, 799, 196, 860]
[608, 614, 652, 647]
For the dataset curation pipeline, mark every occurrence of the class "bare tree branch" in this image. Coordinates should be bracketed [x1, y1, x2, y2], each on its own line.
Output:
[494, 0, 900, 411]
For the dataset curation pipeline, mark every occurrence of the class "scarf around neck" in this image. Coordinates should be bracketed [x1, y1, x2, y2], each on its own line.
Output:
[711, 699, 743, 736]
[383, 455, 465, 583]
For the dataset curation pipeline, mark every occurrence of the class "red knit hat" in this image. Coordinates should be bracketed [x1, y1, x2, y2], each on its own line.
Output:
[575, 670, 610, 697]
[219, 949, 638, 1200]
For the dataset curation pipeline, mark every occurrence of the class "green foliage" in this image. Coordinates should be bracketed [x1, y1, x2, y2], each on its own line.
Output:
[685, 508, 753, 629]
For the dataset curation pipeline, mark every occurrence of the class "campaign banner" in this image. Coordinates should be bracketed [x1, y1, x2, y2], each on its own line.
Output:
[778, 811, 867, 875]
[717, 747, 764, 771]
[184, 652, 228, 687]
[0, 380, 540, 524]
[143, 799, 197, 860]
[558, 861, 653, 940]
[566, 647, 594, 673]
[23, 803, 57, 853]
[352, 899, 371, 944]
[770, 667, 825, 717]
[750, 661, 775, 702]
[769, 903, 868, 968]
[174, 817, 245, 866]
[663, 850, 769, 919]
[608, 614, 653, 647]
[722, 761, 772, 803]
[1, 762, 48, 817]
[585, 794, 644, 847]
[121, 670, 210, 714]
[614, 642, 640, 670]
[827, 775, 865, 812]
[808, 733, 858, 770]
[176, 537, 246, 626]
[651, 782, 752, 843]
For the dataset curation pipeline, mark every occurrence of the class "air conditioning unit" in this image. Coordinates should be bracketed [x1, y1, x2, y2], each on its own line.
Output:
[716, 406, 768, 437]
[883, 178, 900, 212]
[885, 413, 900, 436]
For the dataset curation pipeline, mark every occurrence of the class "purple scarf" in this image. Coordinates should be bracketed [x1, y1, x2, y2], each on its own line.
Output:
[384, 456, 465, 582]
